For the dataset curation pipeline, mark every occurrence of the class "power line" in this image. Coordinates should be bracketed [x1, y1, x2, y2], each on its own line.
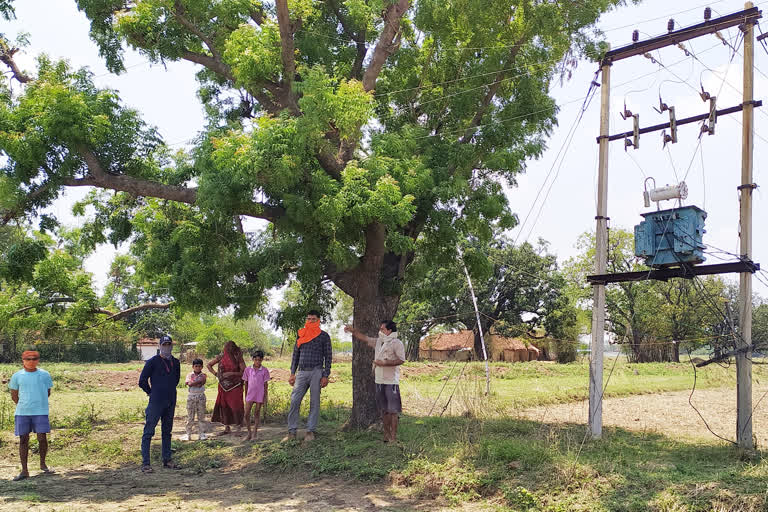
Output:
[513, 71, 599, 245]
[686, 349, 737, 445]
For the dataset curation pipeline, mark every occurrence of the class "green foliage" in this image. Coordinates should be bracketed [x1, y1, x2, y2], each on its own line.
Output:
[224, 23, 284, 87]
[0, 0, 15, 20]
[398, 236, 575, 359]
[5, 0, 641, 423]
[172, 311, 276, 358]
[753, 302, 768, 351]
[0, 0, 635, 321]
[565, 230, 733, 363]
[52, 400, 102, 436]
[503, 485, 540, 510]
[0, 238, 47, 282]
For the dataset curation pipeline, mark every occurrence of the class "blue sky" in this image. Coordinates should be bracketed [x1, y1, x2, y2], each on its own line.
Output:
[5, 0, 768, 300]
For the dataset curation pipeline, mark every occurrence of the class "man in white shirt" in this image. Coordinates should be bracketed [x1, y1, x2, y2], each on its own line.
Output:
[345, 320, 406, 442]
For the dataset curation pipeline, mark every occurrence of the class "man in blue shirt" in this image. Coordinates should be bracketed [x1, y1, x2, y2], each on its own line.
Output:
[138, 335, 181, 473]
[8, 348, 54, 481]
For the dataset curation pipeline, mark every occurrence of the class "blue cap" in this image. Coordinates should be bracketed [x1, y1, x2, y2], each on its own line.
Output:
[159, 335, 172, 345]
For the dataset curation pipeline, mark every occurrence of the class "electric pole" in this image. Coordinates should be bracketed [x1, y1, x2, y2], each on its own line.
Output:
[589, 54, 611, 440]
[737, 1, 756, 451]
[586, 5, 762, 449]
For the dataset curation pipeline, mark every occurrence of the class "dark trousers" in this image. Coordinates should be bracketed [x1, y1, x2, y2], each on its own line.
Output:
[141, 400, 175, 465]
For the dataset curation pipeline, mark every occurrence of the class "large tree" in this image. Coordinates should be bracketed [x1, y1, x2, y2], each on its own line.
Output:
[1, 0, 637, 426]
[566, 230, 728, 362]
[397, 237, 574, 360]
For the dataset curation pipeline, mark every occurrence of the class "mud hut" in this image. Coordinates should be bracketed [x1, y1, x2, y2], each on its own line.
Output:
[419, 330, 474, 361]
[488, 335, 539, 362]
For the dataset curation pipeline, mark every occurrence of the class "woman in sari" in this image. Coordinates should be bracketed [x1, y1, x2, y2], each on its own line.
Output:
[207, 341, 246, 435]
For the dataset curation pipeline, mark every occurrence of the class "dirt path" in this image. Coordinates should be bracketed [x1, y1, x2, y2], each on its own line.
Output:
[0, 420, 479, 512]
[0, 422, 422, 511]
[520, 385, 768, 445]
[0, 464, 422, 511]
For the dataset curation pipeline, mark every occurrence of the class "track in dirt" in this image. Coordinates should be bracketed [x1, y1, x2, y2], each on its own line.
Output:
[520, 385, 768, 446]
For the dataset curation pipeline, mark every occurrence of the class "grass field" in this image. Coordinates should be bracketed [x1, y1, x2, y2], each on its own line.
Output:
[0, 357, 767, 511]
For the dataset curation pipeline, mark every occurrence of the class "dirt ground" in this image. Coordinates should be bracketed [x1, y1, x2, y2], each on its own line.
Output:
[3, 364, 766, 511]
[520, 384, 768, 446]
[0, 417, 491, 512]
[1, 423, 413, 512]
[0, 464, 420, 512]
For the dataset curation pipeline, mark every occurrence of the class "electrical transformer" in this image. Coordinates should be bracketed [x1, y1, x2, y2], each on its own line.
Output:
[634, 206, 707, 268]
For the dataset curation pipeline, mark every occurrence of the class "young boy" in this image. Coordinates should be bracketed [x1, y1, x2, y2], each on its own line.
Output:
[182, 358, 207, 441]
[242, 350, 270, 441]
[8, 348, 54, 481]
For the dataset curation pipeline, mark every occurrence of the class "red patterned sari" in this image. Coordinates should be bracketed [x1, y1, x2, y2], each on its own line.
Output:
[211, 351, 244, 426]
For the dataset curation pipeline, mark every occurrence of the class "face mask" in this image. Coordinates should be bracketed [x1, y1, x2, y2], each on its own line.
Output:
[21, 351, 40, 371]
[159, 344, 172, 358]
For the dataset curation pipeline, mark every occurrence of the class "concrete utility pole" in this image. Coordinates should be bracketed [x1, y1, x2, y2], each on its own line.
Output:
[589, 55, 611, 440]
[737, 1, 755, 451]
[586, 5, 762, 443]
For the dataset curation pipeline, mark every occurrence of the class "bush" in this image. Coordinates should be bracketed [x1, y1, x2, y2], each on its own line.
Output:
[554, 338, 578, 364]
[3, 340, 139, 363]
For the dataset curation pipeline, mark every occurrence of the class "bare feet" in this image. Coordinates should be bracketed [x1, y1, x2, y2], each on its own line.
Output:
[304, 431, 316, 442]
[245, 433, 252, 441]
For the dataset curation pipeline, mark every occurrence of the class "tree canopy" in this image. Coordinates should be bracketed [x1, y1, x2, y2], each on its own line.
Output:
[397, 236, 578, 361]
[565, 229, 733, 362]
[1, 0, 638, 426]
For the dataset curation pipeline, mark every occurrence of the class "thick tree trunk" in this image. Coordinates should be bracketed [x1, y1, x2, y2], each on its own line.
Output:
[626, 330, 677, 363]
[472, 319, 493, 360]
[346, 294, 399, 429]
[405, 336, 420, 361]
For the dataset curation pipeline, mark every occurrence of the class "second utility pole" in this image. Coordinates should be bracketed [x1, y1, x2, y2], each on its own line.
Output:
[589, 53, 611, 439]
[737, 0, 756, 451]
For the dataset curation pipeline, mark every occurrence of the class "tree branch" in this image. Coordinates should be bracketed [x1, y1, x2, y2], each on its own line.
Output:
[173, 1, 223, 62]
[93, 302, 172, 324]
[327, 0, 367, 79]
[327, 264, 360, 297]
[1, 181, 53, 226]
[10, 297, 80, 316]
[362, 0, 409, 92]
[275, 0, 300, 111]
[460, 34, 529, 144]
[62, 146, 285, 222]
[249, 6, 265, 25]
[0, 39, 30, 83]
[180, 49, 235, 81]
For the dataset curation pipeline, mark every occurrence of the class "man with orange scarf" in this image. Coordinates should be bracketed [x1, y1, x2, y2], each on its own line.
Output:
[8, 348, 54, 481]
[285, 310, 332, 441]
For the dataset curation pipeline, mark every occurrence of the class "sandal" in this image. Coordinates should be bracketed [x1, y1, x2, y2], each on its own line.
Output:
[163, 460, 181, 470]
[141, 465, 153, 474]
[40, 467, 56, 475]
[12, 473, 29, 481]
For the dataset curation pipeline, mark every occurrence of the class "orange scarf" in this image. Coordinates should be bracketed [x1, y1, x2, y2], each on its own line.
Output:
[297, 320, 322, 348]
[22, 350, 40, 371]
